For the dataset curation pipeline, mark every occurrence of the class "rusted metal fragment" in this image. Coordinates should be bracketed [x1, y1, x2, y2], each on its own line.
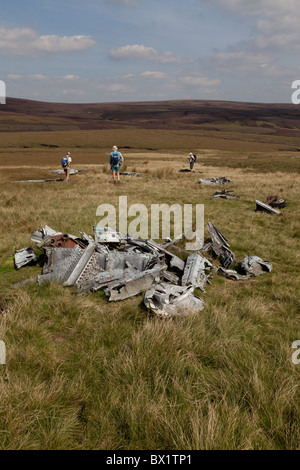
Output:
[181, 252, 212, 291]
[14, 247, 37, 269]
[255, 200, 281, 214]
[144, 283, 204, 318]
[105, 264, 166, 301]
[47, 233, 86, 249]
[206, 222, 236, 269]
[240, 255, 272, 277]
[198, 177, 231, 185]
[266, 196, 286, 209]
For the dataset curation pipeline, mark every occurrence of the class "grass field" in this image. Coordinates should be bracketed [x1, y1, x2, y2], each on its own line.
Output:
[0, 99, 299, 450]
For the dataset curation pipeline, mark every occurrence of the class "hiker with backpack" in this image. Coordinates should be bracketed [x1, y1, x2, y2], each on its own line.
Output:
[110, 146, 122, 184]
[188, 152, 196, 172]
[62, 151, 72, 181]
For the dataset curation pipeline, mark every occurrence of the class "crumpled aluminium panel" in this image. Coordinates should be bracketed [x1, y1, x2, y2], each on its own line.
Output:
[240, 255, 272, 276]
[206, 222, 236, 269]
[181, 252, 212, 291]
[105, 264, 167, 301]
[144, 283, 205, 318]
[14, 246, 37, 269]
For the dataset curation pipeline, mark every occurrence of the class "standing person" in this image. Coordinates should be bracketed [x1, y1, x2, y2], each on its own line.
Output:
[62, 151, 72, 181]
[188, 152, 196, 172]
[110, 145, 121, 184]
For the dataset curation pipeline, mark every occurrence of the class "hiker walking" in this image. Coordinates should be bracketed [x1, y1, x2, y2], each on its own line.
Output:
[110, 146, 122, 184]
[62, 151, 72, 181]
[188, 152, 196, 172]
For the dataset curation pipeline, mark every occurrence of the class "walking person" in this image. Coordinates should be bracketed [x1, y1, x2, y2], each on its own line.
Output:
[188, 152, 196, 172]
[110, 146, 121, 184]
[62, 151, 72, 181]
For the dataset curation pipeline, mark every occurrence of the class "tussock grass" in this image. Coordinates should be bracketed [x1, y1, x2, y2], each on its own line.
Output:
[0, 125, 299, 450]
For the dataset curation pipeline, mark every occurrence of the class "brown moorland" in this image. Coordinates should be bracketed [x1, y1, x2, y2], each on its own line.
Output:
[0, 98, 299, 450]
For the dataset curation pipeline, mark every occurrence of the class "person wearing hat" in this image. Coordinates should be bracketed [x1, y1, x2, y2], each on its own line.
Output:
[62, 151, 72, 181]
[109, 145, 122, 184]
[188, 152, 196, 172]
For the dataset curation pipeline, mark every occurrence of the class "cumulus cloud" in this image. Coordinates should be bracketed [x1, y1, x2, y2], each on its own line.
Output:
[109, 44, 192, 64]
[207, 0, 300, 52]
[0, 26, 96, 56]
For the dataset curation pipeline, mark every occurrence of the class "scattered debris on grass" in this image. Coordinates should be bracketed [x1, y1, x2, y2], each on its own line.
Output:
[198, 177, 232, 185]
[50, 169, 85, 175]
[14, 178, 66, 183]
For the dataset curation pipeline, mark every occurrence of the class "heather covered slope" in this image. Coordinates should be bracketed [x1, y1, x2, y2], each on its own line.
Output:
[1, 97, 300, 134]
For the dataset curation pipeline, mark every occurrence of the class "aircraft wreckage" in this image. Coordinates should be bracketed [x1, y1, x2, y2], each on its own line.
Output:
[14, 223, 272, 318]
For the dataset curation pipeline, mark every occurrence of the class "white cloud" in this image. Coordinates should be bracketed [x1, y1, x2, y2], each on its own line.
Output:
[61, 74, 81, 80]
[0, 26, 96, 57]
[208, 0, 300, 52]
[109, 44, 192, 64]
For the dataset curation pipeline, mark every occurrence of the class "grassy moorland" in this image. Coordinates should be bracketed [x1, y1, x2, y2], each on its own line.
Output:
[0, 98, 299, 450]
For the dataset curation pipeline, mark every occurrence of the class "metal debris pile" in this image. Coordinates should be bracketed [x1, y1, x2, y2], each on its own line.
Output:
[14, 222, 272, 317]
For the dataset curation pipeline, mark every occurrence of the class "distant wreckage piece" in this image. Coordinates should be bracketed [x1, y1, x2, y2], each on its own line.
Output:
[212, 189, 239, 200]
[14, 178, 65, 183]
[198, 177, 232, 185]
[255, 195, 286, 214]
[50, 169, 85, 175]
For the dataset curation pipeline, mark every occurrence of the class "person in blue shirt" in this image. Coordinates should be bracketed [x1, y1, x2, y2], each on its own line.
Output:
[109, 145, 121, 184]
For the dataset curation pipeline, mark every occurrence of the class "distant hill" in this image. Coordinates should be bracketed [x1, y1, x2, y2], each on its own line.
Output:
[1, 97, 300, 134]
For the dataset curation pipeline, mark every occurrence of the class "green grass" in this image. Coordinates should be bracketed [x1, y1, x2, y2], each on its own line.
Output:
[0, 118, 299, 450]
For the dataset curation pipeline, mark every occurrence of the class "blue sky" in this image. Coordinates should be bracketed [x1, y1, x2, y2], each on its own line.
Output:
[0, 0, 299, 103]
